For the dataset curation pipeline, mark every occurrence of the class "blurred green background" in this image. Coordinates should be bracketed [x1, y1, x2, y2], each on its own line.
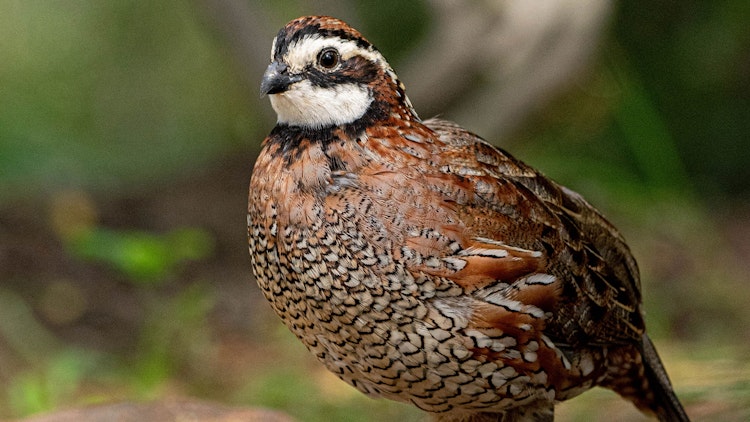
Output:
[1, 0, 749, 421]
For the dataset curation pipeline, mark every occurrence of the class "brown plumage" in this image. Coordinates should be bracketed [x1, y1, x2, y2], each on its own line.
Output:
[248, 16, 689, 421]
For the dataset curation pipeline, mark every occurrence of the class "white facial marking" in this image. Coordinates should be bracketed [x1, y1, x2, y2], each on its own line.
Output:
[266, 34, 385, 128]
[281, 34, 384, 73]
[269, 79, 372, 128]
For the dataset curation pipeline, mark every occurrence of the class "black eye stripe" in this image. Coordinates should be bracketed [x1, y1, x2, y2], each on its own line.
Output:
[305, 55, 379, 88]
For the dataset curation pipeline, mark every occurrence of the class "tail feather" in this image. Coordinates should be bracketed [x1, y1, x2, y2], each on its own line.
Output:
[641, 334, 690, 421]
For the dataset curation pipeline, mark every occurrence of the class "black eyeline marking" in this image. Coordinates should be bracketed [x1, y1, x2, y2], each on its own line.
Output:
[306, 56, 380, 89]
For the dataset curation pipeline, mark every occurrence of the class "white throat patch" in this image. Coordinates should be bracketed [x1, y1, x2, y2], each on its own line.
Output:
[269, 80, 372, 128]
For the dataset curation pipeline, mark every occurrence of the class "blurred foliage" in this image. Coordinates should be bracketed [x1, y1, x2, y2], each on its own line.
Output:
[7, 348, 99, 416]
[614, 0, 750, 198]
[0, 0, 256, 201]
[511, 1, 750, 202]
[0, 280, 217, 416]
[67, 227, 214, 283]
[128, 282, 216, 395]
[47, 189, 215, 283]
[0, 0, 749, 421]
[0, 288, 98, 415]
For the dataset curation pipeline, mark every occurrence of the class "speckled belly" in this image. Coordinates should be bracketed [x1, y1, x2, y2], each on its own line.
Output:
[248, 222, 567, 413]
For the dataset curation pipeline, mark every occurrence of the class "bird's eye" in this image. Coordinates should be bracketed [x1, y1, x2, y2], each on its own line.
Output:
[317, 48, 340, 69]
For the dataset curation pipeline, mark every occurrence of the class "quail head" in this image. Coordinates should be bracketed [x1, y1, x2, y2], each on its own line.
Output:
[248, 15, 689, 422]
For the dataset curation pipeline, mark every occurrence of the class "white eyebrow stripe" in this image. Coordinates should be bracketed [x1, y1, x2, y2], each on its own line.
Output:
[283, 34, 384, 73]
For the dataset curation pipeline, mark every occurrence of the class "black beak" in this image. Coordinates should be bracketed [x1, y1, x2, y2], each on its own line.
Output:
[260, 61, 302, 97]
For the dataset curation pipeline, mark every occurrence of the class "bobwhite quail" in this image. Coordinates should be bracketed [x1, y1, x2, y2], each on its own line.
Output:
[248, 15, 689, 422]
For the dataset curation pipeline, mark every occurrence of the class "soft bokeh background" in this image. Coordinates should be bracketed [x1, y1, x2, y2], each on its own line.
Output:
[1, 0, 749, 420]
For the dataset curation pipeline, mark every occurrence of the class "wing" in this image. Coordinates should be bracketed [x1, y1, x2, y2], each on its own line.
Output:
[324, 116, 644, 348]
[421, 118, 645, 347]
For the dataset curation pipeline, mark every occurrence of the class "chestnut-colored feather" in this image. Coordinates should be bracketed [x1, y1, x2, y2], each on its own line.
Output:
[249, 15, 689, 421]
